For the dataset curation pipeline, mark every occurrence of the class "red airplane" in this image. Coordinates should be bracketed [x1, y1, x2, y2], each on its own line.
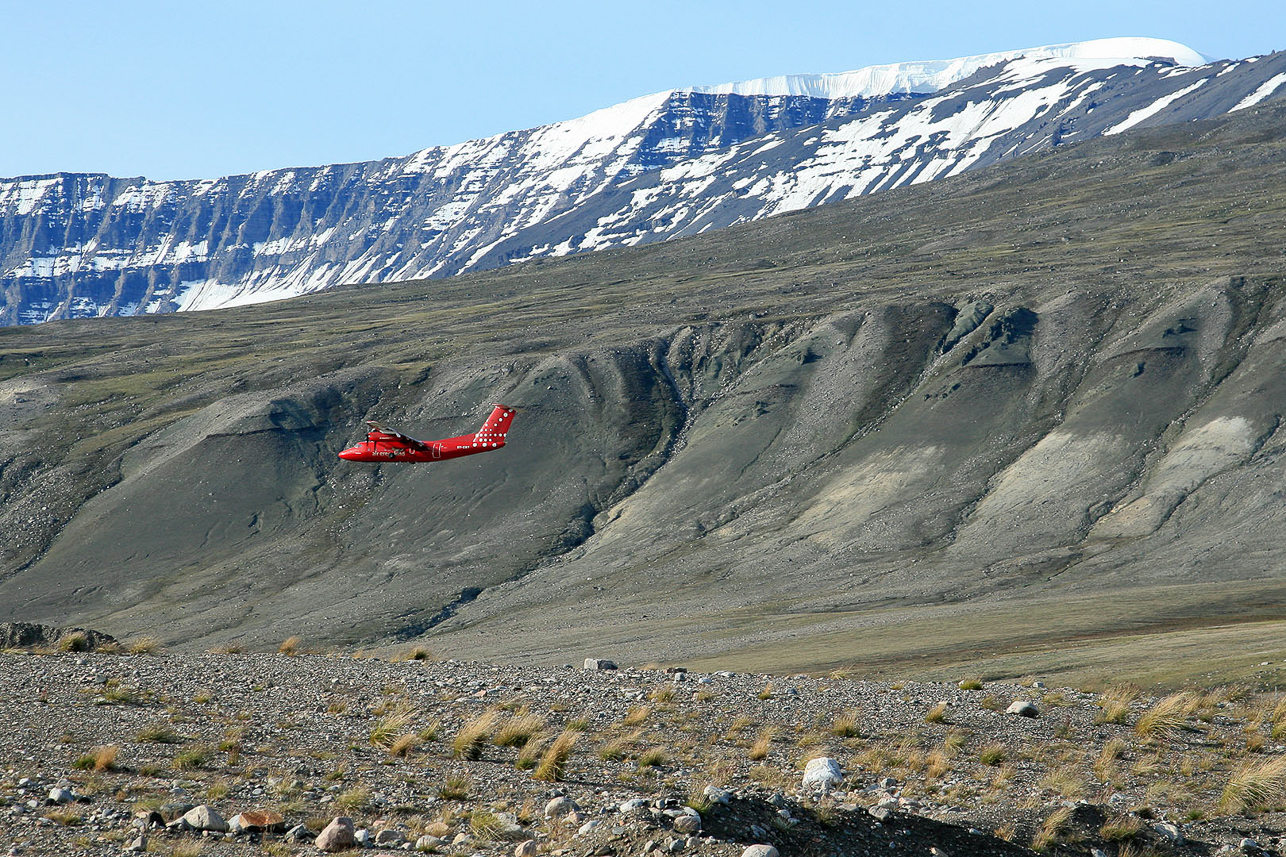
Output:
[338, 404, 516, 463]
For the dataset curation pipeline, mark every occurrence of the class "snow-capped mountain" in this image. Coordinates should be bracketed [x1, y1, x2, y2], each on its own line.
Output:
[1, 38, 1283, 325]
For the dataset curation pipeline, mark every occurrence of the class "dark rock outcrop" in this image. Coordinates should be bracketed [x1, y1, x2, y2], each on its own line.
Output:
[0, 622, 116, 651]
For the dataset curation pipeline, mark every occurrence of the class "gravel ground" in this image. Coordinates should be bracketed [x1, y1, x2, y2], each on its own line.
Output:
[1, 648, 1284, 856]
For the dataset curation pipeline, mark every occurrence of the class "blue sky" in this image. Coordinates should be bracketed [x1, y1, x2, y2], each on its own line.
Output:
[4, 0, 1283, 181]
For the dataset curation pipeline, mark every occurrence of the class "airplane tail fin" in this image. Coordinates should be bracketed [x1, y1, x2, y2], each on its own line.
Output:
[473, 404, 516, 449]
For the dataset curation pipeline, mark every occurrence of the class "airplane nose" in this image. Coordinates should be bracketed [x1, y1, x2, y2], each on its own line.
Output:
[338, 447, 358, 461]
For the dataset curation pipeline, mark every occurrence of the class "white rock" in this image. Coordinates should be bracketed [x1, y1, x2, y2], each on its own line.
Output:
[47, 788, 73, 805]
[514, 841, 538, 857]
[583, 658, 618, 670]
[416, 834, 444, 851]
[741, 846, 779, 857]
[545, 796, 579, 818]
[1005, 699, 1040, 717]
[180, 805, 228, 833]
[802, 756, 844, 789]
[703, 785, 732, 804]
[1153, 822, 1183, 844]
[620, 798, 650, 813]
[673, 812, 701, 834]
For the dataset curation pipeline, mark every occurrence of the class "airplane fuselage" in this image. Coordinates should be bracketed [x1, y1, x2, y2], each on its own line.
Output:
[337, 405, 515, 464]
[338, 432, 503, 463]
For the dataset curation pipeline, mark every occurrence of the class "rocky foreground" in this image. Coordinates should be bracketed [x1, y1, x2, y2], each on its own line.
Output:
[1, 643, 1284, 857]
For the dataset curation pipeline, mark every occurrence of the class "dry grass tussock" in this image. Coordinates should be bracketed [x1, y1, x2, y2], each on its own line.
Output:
[748, 727, 776, 761]
[494, 713, 546, 748]
[533, 729, 578, 782]
[1032, 805, 1074, 851]
[1134, 692, 1195, 739]
[453, 711, 499, 761]
[831, 710, 861, 738]
[370, 701, 418, 749]
[1220, 755, 1286, 814]
[1095, 683, 1139, 724]
[72, 745, 119, 773]
[622, 705, 651, 727]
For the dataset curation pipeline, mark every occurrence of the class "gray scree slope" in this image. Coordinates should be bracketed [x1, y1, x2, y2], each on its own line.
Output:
[0, 101, 1284, 670]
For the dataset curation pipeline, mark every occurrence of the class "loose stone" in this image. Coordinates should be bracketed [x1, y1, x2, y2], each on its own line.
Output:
[545, 795, 580, 819]
[802, 757, 844, 790]
[180, 805, 229, 833]
[703, 786, 732, 804]
[375, 828, 407, 846]
[741, 846, 780, 857]
[315, 816, 356, 852]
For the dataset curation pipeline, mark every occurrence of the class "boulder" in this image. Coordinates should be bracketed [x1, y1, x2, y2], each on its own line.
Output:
[230, 809, 285, 833]
[180, 805, 229, 833]
[802, 756, 844, 790]
[375, 828, 407, 846]
[741, 846, 779, 857]
[0, 622, 118, 651]
[703, 786, 732, 804]
[1153, 822, 1184, 845]
[1005, 699, 1040, 717]
[583, 658, 618, 670]
[545, 796, 580, 818]
[316, 816, 356, 852]
[158, 802, 194, 822]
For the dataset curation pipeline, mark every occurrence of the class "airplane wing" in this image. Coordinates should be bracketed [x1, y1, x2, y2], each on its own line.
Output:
[365, 420, 431, 452]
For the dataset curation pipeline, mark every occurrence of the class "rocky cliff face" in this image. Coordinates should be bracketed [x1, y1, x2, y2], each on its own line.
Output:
[2, 49, 1283, 326]
[0, 91, 875, 325]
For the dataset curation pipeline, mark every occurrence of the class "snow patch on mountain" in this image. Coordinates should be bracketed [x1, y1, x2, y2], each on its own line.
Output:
[689, 38, 1211, 100]
[1231, 72, 1286, 111]
[1104, 78, 1210, 135]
